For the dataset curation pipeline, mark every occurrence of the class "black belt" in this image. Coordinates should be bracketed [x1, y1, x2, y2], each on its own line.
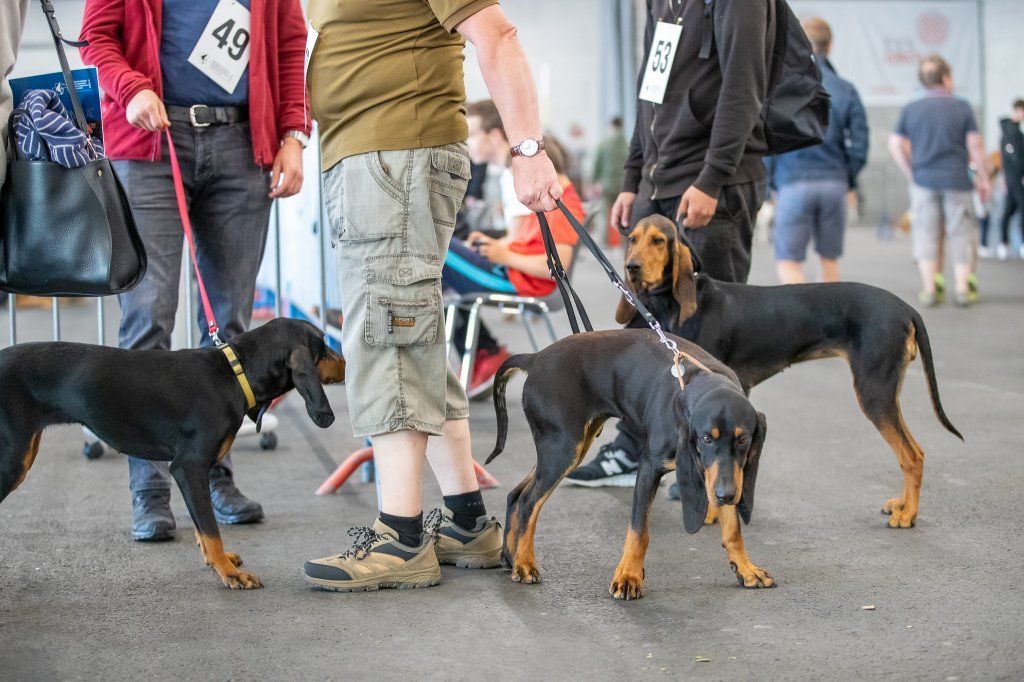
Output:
[166, 104, 248, 128]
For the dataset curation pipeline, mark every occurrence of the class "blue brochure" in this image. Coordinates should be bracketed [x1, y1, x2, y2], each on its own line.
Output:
[9, 67, 103, 138]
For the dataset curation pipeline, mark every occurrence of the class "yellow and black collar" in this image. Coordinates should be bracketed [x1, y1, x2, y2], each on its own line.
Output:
[220, 345, 256, 409]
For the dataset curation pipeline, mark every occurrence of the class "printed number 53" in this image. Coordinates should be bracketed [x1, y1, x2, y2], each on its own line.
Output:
[212, 19, 250, 61]
[652, 40, 672, 73]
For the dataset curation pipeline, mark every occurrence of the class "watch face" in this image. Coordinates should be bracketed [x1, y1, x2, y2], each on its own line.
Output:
[519, 139, 539, 157]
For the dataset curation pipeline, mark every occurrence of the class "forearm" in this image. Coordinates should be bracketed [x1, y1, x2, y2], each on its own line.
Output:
[967, 132, 989, 180]
[473, 18, 542, 147]
[80, 0, 154, 107]
[888, 135, 913, 179]
[503, 246, 572, 280]
[275, 0, 311, 136]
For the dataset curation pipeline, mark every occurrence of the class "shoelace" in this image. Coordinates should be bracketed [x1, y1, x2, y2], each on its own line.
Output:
[134, 492, 169, 515]
[341, 508, 446, 560]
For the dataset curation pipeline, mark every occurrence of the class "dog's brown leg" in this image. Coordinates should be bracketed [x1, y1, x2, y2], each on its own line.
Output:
[171, 458, 261, 589]
[1, 432, 42, 502]
[610, 462, 662, 600]
[719, 505, 774, 588]
[509, 419, 606, 584]
[703, 506, 720, 525]
[877, 412, 924, 529]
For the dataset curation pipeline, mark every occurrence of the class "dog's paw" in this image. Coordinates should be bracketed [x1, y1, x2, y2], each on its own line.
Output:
[511, 563, 541, 584]
[730, 560, 775, 589]
[609, 571, 644, 601]
[704, 506, 720, 526]
[886, 507, 916, 529]
[224, 552, 243, 567]
[221, 570, 263, 590]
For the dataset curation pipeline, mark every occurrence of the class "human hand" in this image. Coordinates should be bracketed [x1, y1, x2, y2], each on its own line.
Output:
[467, 231, 489, 245]
[510, 153, 562, 212]
[478, 237, 510, 264]
[610, 191, 636, 232]
[270, 138, 304, 198]
[126, 89, 169, 131]
[677, 186, 718, 228]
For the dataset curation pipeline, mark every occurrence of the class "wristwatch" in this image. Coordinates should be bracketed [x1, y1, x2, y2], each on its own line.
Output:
[284, 130, 310, 149]
[510, 138, 545, 158]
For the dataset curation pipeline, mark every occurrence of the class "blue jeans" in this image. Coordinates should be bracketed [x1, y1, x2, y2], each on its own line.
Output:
[112, 122, 271, 493]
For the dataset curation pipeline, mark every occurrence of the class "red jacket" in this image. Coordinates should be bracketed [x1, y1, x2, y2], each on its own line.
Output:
[80, 0, 310, 167]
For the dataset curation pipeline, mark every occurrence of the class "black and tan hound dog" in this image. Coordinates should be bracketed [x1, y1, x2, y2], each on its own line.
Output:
[618, 215, 963, 529]
[0, 318, 345, 589]
[487, 329, 773, 600]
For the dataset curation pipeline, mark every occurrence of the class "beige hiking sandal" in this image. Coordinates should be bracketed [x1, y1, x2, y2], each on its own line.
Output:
[434, 505, 503, 569]
[302, 517, 441, 592]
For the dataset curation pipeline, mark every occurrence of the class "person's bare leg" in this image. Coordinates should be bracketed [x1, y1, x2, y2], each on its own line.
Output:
[917, 259, 938, 294]
[776, 260, 806, 284]
[426, 418, 479, 497]
[953, 262, 972, 297]
[820, 257, 840, 283]
[374, 430, 427, 517]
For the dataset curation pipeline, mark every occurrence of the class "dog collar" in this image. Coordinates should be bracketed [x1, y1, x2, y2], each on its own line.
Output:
[220, 345, 257, 410]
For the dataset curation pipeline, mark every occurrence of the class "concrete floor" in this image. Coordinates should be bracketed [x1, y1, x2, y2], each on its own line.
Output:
[2, 227, 1023, 680]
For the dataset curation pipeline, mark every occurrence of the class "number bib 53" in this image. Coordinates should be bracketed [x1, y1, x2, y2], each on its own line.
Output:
[188, 0, 252, 94]
[639, 21, 683, 105]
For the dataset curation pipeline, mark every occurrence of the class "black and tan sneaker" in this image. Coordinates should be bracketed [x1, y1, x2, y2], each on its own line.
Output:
[302, 518, 441, 592]
[434, 506, 503, 569]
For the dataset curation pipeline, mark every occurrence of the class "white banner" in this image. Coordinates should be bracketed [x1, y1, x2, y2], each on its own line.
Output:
[790, 1, 981, 106]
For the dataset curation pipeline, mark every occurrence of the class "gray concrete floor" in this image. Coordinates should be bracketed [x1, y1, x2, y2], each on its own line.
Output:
[2, 227, 1023, 680]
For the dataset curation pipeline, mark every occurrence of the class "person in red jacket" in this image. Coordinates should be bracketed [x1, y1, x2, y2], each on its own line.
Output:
[81, 0, 310, 542]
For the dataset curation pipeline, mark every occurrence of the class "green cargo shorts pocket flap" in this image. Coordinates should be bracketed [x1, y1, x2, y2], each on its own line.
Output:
[365, 255, 441, 347]
[430, 148, 471, 200]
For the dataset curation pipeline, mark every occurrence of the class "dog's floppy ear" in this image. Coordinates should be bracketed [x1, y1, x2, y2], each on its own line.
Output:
[615, 270, 639, 325]
[671, 239, 698, 326]
[674, 396, 708, 534]
[737, 411, 767, 524]
[288, 346, 335, 429]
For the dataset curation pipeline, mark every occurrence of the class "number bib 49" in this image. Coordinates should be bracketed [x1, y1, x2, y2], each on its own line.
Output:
[187, 0, 252, 94]
[639, 21, 683, 105]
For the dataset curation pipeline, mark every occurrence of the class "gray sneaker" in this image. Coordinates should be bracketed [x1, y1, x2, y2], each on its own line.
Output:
[302, 517, 441, 592]
[564, 443, 639, 488]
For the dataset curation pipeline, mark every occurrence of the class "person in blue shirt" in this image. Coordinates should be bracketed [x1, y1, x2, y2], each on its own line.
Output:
[765, 18, 868, 284]
[889, 55, 991, 307]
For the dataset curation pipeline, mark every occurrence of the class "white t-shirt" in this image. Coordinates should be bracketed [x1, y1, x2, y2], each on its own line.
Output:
[499, 166, 531, 232]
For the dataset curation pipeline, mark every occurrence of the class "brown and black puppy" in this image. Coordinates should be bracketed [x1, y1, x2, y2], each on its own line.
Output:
[487, 329, 773, 600]
[0, 318, 345, 589]
[618, 215, 963, 529]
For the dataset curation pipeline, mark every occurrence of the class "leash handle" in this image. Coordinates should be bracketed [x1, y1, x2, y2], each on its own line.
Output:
[165, 129, 222, 346]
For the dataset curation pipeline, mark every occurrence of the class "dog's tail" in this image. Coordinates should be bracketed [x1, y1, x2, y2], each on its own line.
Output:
[485, 353, 534, 465]
[911, 310, 964, 441]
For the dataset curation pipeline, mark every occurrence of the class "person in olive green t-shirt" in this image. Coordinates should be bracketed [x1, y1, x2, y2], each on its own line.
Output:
[303, 0, 562, 592]
[591, 116, 630, 245]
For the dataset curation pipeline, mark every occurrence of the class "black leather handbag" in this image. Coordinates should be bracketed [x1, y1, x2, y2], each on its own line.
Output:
[0, 0, 146, 296]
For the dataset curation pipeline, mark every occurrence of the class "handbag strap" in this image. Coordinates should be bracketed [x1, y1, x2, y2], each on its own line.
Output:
[164, 129, 222, 346]
[38, 0, 90, 135]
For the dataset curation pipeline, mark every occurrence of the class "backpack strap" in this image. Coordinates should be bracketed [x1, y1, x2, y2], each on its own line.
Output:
[698, 0, 714, 60]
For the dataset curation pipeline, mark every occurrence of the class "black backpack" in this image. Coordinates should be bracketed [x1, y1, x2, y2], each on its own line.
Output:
[700, 0, 830, 154]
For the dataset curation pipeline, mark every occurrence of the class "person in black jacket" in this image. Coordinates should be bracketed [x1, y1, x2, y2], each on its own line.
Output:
[996, 100, 1024, 259]
[609, 0, 771, 284]
[568, 0, 773, 488]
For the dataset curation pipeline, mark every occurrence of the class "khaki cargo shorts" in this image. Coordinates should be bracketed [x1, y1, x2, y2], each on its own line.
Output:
[323, 143, 471, 437]
[909, 184, 978, 266]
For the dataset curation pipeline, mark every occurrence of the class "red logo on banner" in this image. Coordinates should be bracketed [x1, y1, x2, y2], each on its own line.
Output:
[918, 13, 949, 46]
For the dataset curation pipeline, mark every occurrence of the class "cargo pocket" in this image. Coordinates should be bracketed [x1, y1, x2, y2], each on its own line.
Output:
[335, 150, 410, 242]
[428, 146, 471, 229]
[364, 254, 441, 347]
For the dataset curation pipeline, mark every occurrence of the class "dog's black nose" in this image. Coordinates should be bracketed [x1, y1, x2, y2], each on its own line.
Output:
[626, 261, 641, 274]
[715, 494, 733, 505]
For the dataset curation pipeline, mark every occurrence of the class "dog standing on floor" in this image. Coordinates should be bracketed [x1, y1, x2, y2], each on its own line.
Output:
[487, 330, 773, 600]
[617, 215, 963, 528]
[0, 318, 345, 589]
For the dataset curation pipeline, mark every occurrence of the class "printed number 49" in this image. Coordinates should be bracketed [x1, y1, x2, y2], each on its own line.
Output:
[212, 19, 251, 61]
[652, 40, 672, 73]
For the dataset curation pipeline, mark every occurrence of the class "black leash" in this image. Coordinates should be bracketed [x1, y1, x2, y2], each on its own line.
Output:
[537, 200, 681, 355]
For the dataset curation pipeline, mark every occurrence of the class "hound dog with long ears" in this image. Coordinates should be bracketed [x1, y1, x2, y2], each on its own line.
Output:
[617, 215, 963, 529]
[487, 329, 773, 600]
[0, 318, 345, 589]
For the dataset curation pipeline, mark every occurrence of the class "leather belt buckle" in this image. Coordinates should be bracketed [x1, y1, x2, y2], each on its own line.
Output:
[188, 104, 211, 128]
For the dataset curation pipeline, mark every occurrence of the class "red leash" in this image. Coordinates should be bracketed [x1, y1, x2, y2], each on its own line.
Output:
[165, 129, 222, 346]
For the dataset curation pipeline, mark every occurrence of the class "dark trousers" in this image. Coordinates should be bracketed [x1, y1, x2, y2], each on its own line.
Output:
[113, 122, 272, 492]
[442, 239, 517, 355]
[613, 181, 764, 461]
[1000, 175, 1024, 246]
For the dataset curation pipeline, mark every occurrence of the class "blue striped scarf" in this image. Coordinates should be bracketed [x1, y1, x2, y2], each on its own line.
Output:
[12, 89, 104, 168]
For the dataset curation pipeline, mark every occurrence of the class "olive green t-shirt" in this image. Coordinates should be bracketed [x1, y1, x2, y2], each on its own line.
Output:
[307, 0, 498, 171]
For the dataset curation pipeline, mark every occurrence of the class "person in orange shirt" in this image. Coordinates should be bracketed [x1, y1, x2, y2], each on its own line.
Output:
[445, 104, 582, 397]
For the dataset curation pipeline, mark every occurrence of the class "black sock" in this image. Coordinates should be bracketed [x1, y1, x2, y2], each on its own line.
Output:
[443, 490, 487, 530]
[379, 511, 423, 546]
